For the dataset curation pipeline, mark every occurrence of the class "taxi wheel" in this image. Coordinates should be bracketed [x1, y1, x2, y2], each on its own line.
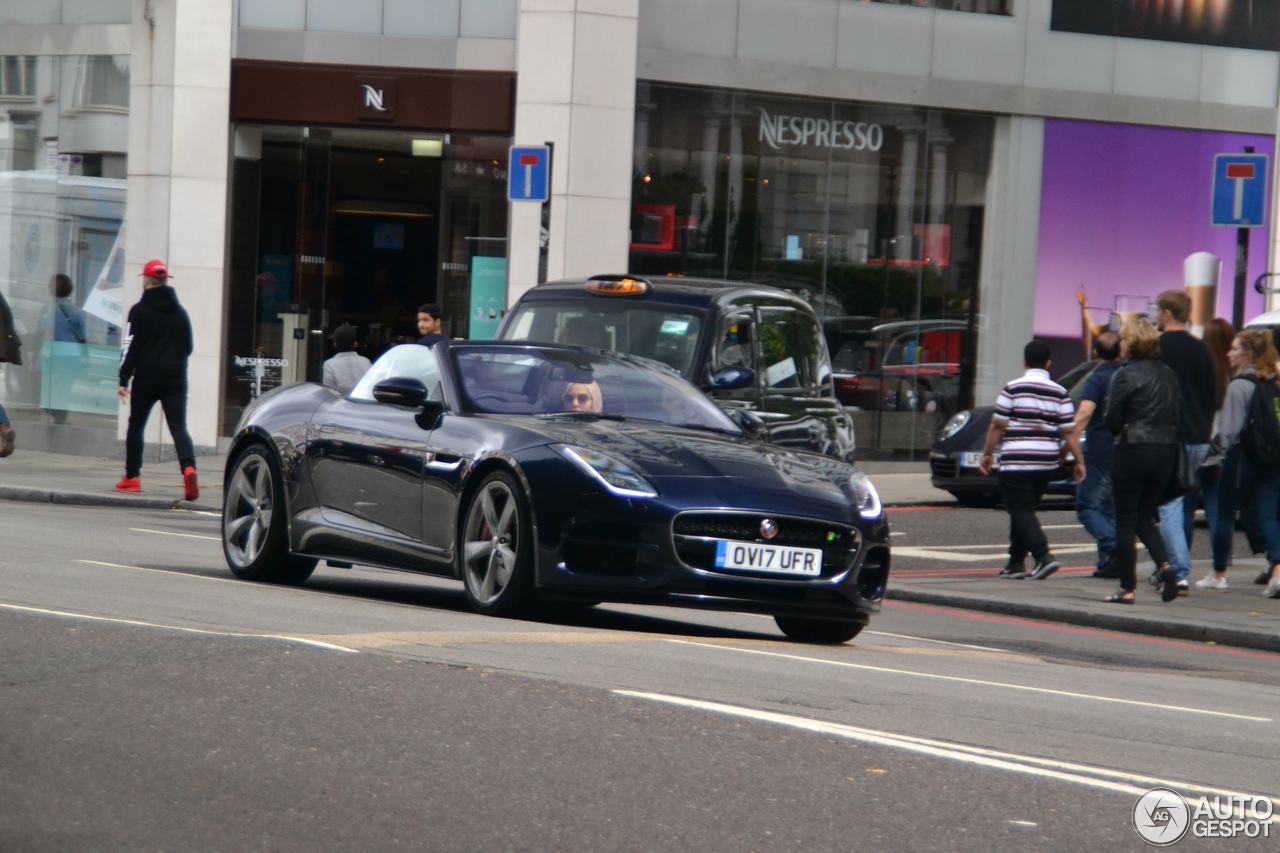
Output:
[774, 615, 865, 644]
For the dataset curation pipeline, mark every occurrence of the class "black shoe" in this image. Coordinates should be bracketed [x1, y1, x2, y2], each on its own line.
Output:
[1256, 570, 1272, 586]
[1091, 553, 1119, 579]
[999, 559, 1027, 579]
[1159, 564, 1180, 602]
[1029, 555, 1060, 580]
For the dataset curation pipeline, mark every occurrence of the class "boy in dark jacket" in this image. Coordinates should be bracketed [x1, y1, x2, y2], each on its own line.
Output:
[117, 259, 198, 499]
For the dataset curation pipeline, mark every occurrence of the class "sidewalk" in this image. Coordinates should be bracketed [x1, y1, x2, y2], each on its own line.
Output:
[1, 451, 1276, 653]
[0, 449, 225, 513]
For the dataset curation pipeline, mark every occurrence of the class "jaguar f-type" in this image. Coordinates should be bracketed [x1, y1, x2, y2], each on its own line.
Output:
[221, 341, 890, 643]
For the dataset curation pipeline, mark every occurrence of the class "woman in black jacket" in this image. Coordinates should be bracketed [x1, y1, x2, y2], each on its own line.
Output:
[1103, 317, 1180, 603]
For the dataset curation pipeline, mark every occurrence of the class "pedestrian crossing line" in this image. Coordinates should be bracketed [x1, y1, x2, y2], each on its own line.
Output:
[130, 527, 220, 541]
[0, 601, 359, 654]
[663, 639, 1272, 722]
[302, 629, 666, 650]
[614, 690, 1280, 818]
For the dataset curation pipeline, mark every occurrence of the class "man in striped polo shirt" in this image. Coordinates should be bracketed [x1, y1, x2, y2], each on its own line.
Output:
[978, 340, 1086, 580]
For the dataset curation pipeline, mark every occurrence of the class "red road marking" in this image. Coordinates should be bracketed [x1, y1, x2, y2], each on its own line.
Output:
[884, 599, 1280, 660]
[886, 505, 955, 513]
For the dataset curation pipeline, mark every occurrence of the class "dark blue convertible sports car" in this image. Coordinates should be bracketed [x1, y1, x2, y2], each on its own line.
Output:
[221, 341, 890, 643]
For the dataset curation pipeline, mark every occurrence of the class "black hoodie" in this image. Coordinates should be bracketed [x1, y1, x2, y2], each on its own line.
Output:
[119, 284, 193, 386]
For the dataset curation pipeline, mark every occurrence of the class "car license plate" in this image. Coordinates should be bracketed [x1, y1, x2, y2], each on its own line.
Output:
[961, 451, 998, 468]
[713, 540, 822, 576]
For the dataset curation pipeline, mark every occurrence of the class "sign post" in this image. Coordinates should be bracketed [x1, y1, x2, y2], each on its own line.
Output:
[507, 143, 553, 284]
[1211, 149, 1269, 327]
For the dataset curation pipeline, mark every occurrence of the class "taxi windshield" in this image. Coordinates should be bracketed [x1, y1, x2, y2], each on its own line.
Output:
[450, 346, 739, 433]
[500, 300, 705, 377]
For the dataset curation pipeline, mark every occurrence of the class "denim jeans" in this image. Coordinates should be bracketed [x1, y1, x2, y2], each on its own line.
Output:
[0, 401, 8, 425]
[1158, 443, 1210, 581]
[1211, 447, 1280, 569]
[1075, 464, 1115, 568]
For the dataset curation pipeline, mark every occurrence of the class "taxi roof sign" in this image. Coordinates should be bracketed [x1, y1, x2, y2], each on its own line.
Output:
[585, 275, 650, 296]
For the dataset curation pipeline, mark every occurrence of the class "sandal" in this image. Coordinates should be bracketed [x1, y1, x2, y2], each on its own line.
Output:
[1159, 564, 1179, 603]
[1103, 590, 1135, 605]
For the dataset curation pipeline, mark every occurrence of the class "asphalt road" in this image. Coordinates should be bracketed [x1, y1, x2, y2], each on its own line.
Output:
[2, 500, 1278, 850]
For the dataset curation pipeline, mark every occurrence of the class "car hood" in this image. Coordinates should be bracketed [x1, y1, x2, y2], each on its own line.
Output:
[529, 418, 863, 514]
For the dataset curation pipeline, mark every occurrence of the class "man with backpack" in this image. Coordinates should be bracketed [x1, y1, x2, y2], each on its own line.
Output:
[1154, 290, 1216, 595]
[1200, 329, 1280, 597]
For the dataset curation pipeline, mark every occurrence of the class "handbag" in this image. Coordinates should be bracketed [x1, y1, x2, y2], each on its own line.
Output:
[1161, 444, 1197, 504]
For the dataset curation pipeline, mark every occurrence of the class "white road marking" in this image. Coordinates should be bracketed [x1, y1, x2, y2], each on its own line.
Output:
[614, 690, 1280, 818]
[130, 527, 220, 541]
[78, 560, 237, 584]
[1042, 524, 1084, 530]
[0, 601, 358, 654]
[865, 630, 1007, 653]
[178, 509, 222, 517]
[892, 544, 1101, 563]
[663, 639, 1271, 722]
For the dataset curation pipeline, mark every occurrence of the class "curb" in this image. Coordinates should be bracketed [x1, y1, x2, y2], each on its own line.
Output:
[885, 587, 1280, 655]
[0, 485, 220, 514]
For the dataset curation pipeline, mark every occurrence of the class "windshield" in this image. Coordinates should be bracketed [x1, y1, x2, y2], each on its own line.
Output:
[451, 347, 739, 433]
[501, 300, 705, 377]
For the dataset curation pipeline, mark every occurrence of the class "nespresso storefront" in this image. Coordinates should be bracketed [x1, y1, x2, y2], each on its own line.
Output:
[629, 82, 996, 458]
[223, 61, 514, 433]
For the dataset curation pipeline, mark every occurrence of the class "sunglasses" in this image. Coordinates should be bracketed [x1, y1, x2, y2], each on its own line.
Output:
[562, 392, 594, 405]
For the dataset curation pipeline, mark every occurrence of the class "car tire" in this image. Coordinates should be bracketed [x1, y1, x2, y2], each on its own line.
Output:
[222, 445, 316, 585]
[460, 470, 535, 617]
[773, 615, 865, 644]
[950, 491, 999, 508]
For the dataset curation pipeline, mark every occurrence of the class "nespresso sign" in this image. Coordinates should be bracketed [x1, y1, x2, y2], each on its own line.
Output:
[231, 60, 514, 133]
[758, 108, 883, 152]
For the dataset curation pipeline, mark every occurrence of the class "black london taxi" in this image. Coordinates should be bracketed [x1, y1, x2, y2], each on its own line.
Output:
[496, 274, 856, 461]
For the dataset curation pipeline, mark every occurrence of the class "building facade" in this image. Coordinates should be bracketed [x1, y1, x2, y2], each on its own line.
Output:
[0, 0, 1276, 460]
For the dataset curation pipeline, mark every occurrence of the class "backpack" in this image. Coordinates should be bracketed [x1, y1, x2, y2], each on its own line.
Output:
[1241, 376, 1280, 469]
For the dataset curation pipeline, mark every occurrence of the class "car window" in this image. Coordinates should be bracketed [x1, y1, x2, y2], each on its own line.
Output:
[714, 313, 755, 373]
[500, 300, 705, 377]
[758, 307, 816, 390]
[349, 344, 442, 402]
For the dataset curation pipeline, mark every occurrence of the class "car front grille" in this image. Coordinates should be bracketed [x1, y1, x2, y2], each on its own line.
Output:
[671, 512, 859, 579]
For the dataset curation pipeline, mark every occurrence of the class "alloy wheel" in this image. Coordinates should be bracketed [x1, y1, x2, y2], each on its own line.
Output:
[462, 479, 521, 606]
[224, 454, 273, 569]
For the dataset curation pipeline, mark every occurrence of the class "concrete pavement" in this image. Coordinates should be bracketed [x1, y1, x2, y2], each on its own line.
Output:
[1, 449, 1275, 653]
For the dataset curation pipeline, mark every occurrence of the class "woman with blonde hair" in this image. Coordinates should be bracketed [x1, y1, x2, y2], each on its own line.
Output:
[1201, 329, 1280, 598]
[1102, 317, 1181, 604]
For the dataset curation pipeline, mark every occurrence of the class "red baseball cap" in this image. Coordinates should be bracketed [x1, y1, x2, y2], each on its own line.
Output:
[140, 259, 173, 279]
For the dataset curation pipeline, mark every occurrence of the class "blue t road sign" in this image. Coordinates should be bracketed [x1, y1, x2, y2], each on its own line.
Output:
[1212, 153, 1268, 228]
[508, 145, 550, 203]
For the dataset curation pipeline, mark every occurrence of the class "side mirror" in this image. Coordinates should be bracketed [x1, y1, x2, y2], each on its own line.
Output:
[416, 399, 446, 431]
[372, 377, 429, 408]
[708, 366, 755, 391]
[727, 407, 768, 439]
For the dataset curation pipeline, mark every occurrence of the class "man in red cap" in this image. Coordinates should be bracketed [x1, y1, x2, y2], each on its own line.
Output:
[117, 259, 198, 499]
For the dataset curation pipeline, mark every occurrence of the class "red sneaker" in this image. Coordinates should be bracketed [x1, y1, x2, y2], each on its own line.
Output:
[182, 466, 199, 501]
[115, 476, 141, 492]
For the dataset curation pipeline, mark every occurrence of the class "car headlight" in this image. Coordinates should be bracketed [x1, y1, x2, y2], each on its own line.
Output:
[557, 445, 658, 498]
[940, 410, 971, 440]
[849, 471, 882, 519]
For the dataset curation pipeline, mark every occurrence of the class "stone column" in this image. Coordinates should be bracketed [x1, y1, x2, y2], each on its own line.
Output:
[894, 126, 922, 262]
[122, 0, 232, 452]
[507, 0, 639, 307]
